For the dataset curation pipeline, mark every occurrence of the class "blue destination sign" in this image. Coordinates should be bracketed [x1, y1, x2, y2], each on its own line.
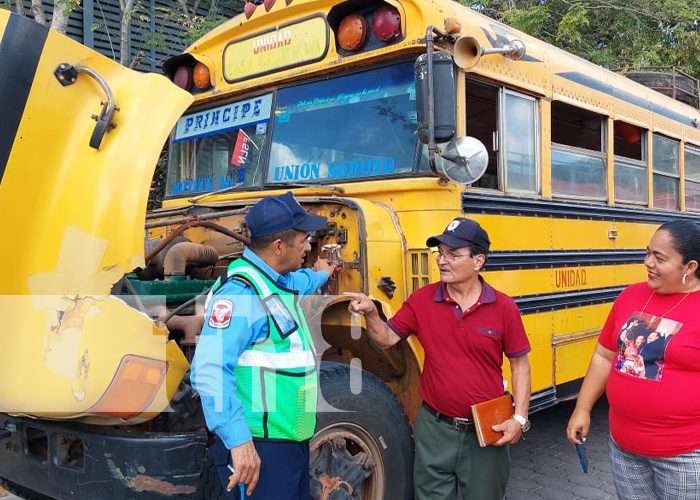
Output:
[173, 93, 273, 143]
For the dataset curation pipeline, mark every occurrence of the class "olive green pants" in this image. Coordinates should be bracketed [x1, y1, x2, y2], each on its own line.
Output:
[413, 405, 510, 500]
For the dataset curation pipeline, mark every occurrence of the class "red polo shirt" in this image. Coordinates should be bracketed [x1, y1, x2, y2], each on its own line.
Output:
[387, 277, 530, 418]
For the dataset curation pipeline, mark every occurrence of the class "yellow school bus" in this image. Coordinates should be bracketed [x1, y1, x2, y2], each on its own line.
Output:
[2, 0, 700, 498]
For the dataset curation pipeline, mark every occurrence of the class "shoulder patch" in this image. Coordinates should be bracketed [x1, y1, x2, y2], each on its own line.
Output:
[209, 299, 234, 329]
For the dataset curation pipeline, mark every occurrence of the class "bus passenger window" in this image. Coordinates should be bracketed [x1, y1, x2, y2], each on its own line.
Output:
[652, 134, 680, 210]
[613, 121, 647, 205]
[685, 146, 700, 211]
[504, 91, 538, 193]
[551, 102, 606, 200]
[465, 81, 538, 192]
[466, 79, 499, 189]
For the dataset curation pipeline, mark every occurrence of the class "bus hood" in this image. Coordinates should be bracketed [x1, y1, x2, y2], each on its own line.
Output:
[0, 12, 194, 422]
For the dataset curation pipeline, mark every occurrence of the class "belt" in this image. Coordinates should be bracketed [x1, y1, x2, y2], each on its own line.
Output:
[422, 402, 475, 432]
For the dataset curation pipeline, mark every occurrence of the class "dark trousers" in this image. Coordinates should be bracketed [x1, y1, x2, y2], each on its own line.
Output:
[413, 405, 510, 500]
[211, 435, 310, 500]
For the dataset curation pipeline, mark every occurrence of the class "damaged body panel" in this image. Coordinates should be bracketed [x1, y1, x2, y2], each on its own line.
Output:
[0, 10, 192, 419]
[0, 10, 206, 500]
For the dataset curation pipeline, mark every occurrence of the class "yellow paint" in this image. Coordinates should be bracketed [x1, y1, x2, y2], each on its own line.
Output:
[5, 0, 693, 425]
[223, 16, 328, 81]
[157, 0, 700, 412]
[0, 12, 192, 420]
[484, 263, 645, 298]
[555, 337, 599, 385]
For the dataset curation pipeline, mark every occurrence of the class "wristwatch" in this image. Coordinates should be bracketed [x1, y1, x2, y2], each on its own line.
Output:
[513, 413, 531, 432]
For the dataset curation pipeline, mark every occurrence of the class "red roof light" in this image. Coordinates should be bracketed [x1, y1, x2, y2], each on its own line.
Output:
[371, 5, 401, 42]
[244, 2, 256, 18]
[173, 66, 192, 90]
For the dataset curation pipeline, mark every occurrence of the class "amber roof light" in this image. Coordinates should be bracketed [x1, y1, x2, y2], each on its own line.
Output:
[192, 63, 211, 90]
[338, 13, 367, 51]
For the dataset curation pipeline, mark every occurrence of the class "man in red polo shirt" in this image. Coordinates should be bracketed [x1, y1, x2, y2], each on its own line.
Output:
[345, 217, 531, 500]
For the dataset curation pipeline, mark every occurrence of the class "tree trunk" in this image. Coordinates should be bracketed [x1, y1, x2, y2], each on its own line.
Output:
[50, 1, 71, 34]
[29, 0, 47, 26]
[13, 0, 25, 16]
[119, 0, 137, 66]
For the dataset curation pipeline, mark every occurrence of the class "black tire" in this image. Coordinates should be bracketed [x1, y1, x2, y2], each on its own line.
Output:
[194, 445, 227, 500]
[0, 477, 53, 500]
[311, 362, 414, 500]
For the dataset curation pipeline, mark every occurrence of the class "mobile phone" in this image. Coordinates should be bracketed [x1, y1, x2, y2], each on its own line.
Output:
[574, 433, 589, 473]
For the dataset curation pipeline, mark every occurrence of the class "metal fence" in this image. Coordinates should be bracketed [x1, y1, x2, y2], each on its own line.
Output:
[15, 0, 240, 73]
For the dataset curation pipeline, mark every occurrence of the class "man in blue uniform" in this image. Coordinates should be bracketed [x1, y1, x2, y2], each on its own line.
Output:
[191, 192, 334, 499]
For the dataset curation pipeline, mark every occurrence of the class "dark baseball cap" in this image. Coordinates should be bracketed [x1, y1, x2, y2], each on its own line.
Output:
[426, 217, 491, 252]
[245, 191, 327, 237]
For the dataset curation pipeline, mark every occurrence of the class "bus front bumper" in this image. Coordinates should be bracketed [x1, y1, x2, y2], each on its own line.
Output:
[0, 414, 207, 499]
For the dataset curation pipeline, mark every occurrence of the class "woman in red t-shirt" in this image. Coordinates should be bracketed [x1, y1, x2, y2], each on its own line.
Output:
[567, 220, 700, 500]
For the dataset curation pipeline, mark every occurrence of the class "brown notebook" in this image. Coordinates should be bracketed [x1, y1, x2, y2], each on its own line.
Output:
[470, 394, 514, 447]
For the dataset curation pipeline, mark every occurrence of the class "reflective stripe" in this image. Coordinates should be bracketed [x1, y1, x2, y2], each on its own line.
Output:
[234, 265, 305, 353]
[232, 266, 273, 296]
[237, 349, 315, 369]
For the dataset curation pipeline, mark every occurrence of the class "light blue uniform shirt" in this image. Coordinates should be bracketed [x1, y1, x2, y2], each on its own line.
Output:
[191, 247, 329, 449]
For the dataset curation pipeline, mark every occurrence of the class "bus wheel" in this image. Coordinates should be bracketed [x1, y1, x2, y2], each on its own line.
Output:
[311, 362, 413, 500]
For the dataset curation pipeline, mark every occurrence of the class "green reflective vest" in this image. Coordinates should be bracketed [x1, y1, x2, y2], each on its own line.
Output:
[222, 259, 318, 441]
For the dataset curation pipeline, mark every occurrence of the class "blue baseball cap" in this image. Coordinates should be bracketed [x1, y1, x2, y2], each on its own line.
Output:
[245, 191, 327, 237]
[426, 217, 491, 252]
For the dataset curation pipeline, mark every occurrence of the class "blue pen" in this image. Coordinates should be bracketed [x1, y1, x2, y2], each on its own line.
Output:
[227, 464, 247, 497]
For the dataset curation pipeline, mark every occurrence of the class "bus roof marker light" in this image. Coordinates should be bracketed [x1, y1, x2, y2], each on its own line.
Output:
[338, 13, 367, 52]
[264, 0, 276, 11]
[192, 63, 211, 90]
[244, 2, 256, 18]
[444, 17, 461, 34]
[371, 5, 401, 42]
[173, 66, 192, 90]
[454, 35, 526, 69]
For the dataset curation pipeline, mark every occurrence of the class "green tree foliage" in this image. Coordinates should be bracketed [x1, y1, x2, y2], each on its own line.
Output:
[456, 0, 700, 79]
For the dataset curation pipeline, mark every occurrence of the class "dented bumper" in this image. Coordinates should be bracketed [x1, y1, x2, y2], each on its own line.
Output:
[0, 414, 207, 499]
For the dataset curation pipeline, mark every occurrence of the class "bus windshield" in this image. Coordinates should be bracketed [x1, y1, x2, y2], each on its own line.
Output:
[165, 61, 422, 197]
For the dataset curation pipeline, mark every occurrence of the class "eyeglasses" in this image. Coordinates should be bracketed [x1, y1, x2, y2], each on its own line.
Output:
[431, 249, 472, 262]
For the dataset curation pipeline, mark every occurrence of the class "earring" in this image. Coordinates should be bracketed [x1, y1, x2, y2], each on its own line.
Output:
[682, 273, 688, 285]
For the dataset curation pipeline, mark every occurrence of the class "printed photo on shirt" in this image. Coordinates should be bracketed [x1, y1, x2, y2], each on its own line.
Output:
[613, 312, 682, 381]
[263, 295, 298, 338]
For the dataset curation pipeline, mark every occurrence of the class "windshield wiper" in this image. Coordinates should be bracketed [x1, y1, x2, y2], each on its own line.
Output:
[187, 183, 245, 204]
[274, 182, 345, 194]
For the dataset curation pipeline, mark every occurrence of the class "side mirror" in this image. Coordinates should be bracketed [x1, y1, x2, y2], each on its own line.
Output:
[414, 29, 488, 185]
[414, 51, 456, 144]
[437, 136, 488, 185]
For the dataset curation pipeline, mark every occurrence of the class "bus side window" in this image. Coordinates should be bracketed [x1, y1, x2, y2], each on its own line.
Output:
[503, 90, 539, 193]
[466, 79, 499, 189]
[551, 102, 606, 200]
[613, 121, 647, 205]
[685, 146, 700, 211]
[466, 78, 539, 193]
[652, 134, 680, 210]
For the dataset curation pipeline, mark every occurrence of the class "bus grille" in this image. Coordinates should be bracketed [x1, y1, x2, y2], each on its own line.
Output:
[410, 251, 431, 292]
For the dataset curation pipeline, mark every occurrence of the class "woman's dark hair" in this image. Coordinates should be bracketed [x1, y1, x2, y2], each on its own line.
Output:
[658, 220, 700, 278]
